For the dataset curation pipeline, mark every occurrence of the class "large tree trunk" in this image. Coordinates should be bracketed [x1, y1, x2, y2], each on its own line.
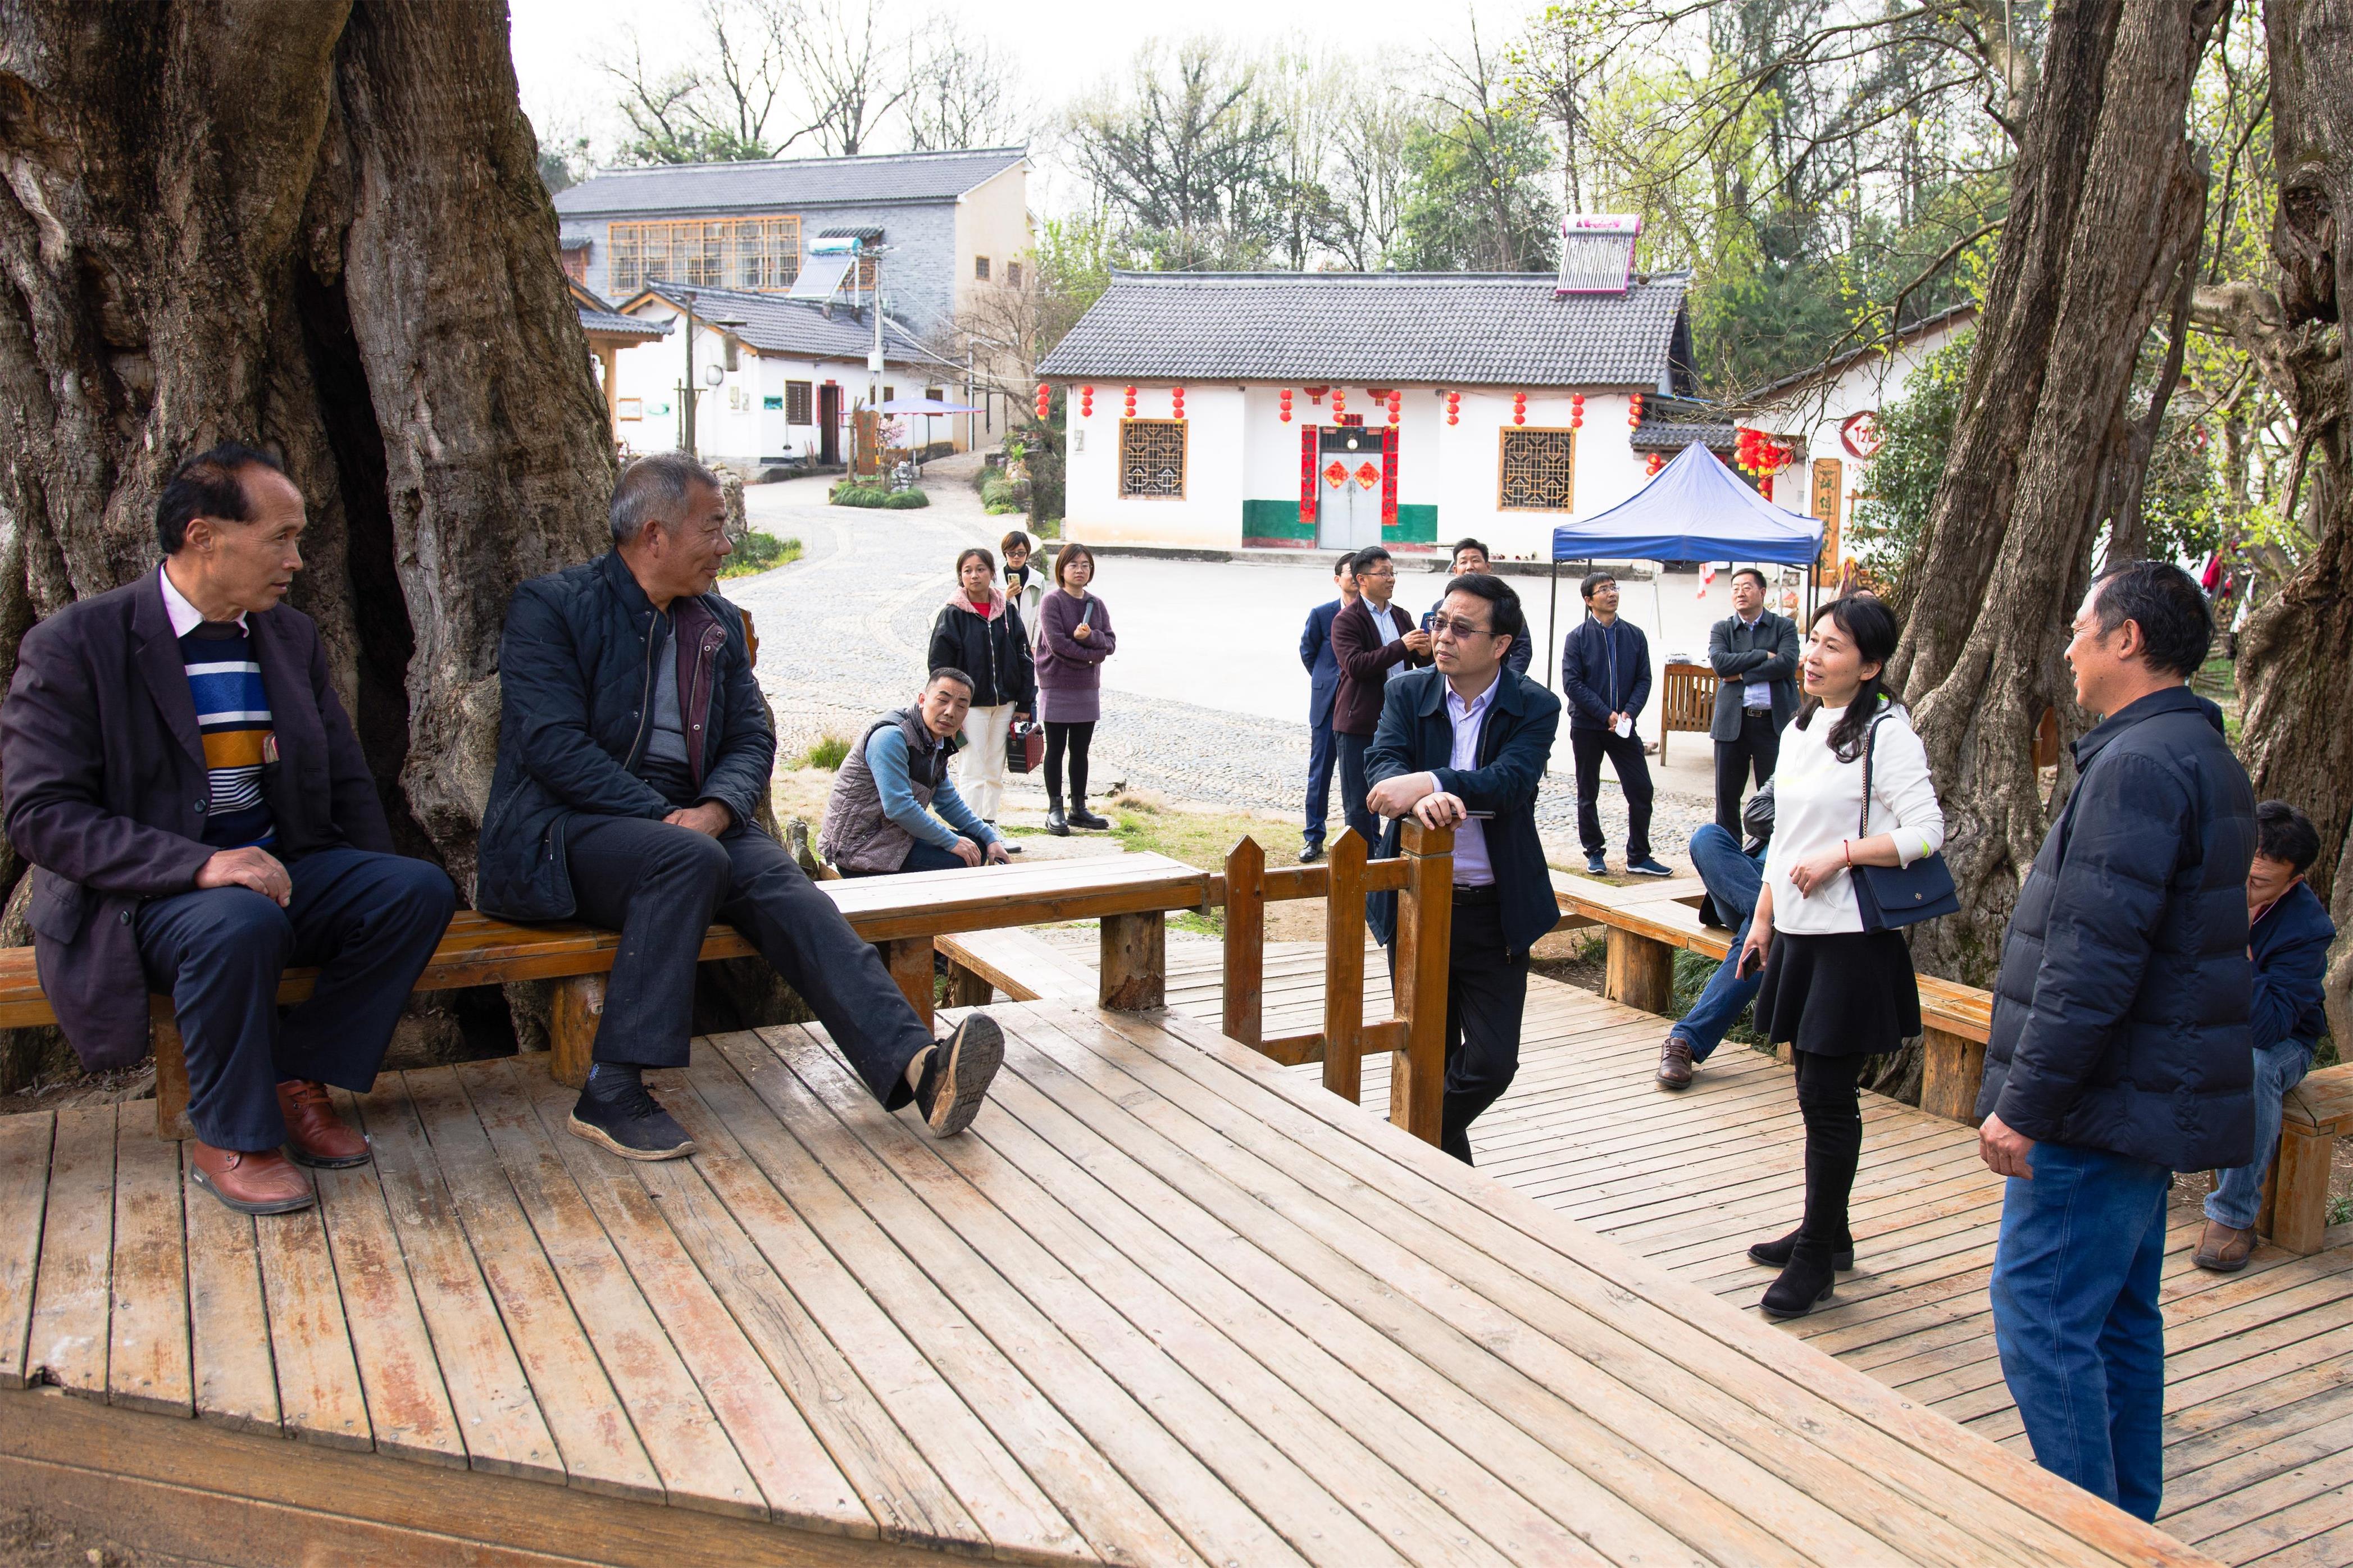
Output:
[1880, 0, 2222, 1002]
[0, 1, 612, 1088]
[2235, 0, 2353, 1047]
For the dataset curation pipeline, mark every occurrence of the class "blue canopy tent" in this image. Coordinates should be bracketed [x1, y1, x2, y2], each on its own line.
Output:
[1542, 441, 1825, 687]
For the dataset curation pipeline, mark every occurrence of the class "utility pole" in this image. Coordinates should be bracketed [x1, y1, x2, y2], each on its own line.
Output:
[680, 288, 699, 458]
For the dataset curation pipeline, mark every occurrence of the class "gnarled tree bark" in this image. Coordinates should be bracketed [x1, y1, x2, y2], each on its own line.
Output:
[0, 0, 612, 1087]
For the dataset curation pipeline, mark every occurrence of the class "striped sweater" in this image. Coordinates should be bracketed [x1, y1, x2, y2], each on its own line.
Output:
[180, 622, 276, 849]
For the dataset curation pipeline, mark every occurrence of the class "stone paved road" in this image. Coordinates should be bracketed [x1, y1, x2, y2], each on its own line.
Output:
[728, 458, 1714, 870]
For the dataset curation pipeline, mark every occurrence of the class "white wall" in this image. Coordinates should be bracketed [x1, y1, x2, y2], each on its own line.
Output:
[1064, 385, 1248, 548]
[1753, 317, 1976, 537]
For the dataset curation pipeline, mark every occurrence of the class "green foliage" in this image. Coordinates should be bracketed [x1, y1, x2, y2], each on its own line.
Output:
[1850, 339, 1973, 578]
[799, 735, 850, 771]
[1669, 947, 1762, 1050]
[880, 489, 930, 510]
[829, 485, 890, 508]
[718, 532, 802, 578]
[977, 470, 1027, 515]
[1391, 108, 1558, 271]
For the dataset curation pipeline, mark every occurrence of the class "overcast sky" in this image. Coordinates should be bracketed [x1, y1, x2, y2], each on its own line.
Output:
[507, 0, 1532, 206]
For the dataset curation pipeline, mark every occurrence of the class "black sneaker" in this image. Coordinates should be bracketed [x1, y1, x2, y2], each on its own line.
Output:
[913, 1014, 1004, 1137]
[1298, 842, 1325, 864]
[569, 1073, 696, 1161]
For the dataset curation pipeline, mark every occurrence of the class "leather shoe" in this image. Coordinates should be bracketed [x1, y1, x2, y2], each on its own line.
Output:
[1656, 1035, 1695, 1090]
[190, 1142, 315, 1215]
[1046, 806, 1069, 837]
[277, 1079, 372, 1168]
[1760, 1250, 1838, 1319]
[1298, 842, 1325, 864]
[2193, 1218, 2257, 1273]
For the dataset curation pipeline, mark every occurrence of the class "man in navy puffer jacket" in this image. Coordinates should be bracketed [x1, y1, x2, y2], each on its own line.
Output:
[1977, 560, 2255, 1524]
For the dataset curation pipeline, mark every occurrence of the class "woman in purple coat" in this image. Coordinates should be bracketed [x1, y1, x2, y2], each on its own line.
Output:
[1035, 544, 1117, 835]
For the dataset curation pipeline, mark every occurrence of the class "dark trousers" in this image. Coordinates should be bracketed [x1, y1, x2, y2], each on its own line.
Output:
[136, 847, 456, 1150]
[1795, 1050, 1866, 1258]
[1043, 720, 1094, 808]
[839, 835, 982, 878]
[1336, 730, 1377, 851]
[1303, 718, 1337, 846]
[564, 815, 933, 1107]
[1435, 896, 1529, 1165]
[1571, 726, 1653, 859]
[1713, 710, 1781, 834]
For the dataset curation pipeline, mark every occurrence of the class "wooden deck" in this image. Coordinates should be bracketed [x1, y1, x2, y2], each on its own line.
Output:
[0, 999, 2203, 1567]
[1157, 938, 2353, 1568]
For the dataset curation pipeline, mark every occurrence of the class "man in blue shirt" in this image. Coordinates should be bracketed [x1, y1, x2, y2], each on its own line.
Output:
[2195, 799, 2338, 1271]
[1297, 551, 1357, 865]
[1560, 572, 1669, 876]
[820, 669, 1012, 876]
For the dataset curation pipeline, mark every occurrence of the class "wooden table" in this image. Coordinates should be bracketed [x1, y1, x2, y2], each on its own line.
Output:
[0, 999, 2214, 1566]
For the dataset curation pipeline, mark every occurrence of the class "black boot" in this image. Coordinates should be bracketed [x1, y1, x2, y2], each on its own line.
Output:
[1747, 1227, 1855, 1271]
[1067, 799, 1110, 830]
[1046, 804, 1069, 837]
[1760, 1244, 1840, 1319]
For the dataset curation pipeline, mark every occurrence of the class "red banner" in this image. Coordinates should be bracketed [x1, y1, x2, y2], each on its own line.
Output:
[1299, 424, 1318, 530]
[1380, 423, 1399, 531]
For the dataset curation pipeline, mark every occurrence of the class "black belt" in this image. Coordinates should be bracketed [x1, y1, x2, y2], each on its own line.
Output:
[1451, 883, 1499, 906]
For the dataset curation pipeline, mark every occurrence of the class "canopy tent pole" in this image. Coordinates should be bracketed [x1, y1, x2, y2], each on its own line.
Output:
[1547, 562, 1559, 690]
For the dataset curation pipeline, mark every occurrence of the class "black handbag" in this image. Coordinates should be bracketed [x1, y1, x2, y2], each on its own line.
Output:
[1852, 714, 1959, 931]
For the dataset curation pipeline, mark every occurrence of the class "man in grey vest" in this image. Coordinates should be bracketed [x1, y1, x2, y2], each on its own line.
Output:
[821, 669, 1012, 876]
[1706, 568, 1800, 835]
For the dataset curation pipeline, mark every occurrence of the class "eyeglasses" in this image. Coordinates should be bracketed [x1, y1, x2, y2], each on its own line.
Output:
[1430, 616, 1494, 640]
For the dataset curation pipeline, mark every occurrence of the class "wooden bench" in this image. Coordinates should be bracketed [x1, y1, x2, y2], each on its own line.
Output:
[2261, 1062, 2353, 1255]
[1656, 662, 1718, 764]
[0, 851, 1208, 1141]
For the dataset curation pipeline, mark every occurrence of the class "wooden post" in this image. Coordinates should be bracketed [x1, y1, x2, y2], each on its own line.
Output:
[1321, 829, 1368, 1104]
[882, 938, 935, 1032]
[1920, 1028, 1988, 1124]
[148, 996, 193, 1141]
[1603, 927, 1674, 1015]
[2266, 1122, 2335, 1256]
[943, 963, 993, 1009]
[1389, 819, 1452, 1146]
[1221, 836, 1266, 1047]
[548, 974, 604, 1088]
[1100, 912, 1165, 1010]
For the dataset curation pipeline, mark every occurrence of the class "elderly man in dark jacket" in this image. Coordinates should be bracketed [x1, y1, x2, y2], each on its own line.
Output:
[1977, 560, 2255, 1524]
[1, 445, 455, 1216]
[1366, 573, 1562, 1164]
[477, 454, 1002, 1163]
[1330, 546, 1432, 851]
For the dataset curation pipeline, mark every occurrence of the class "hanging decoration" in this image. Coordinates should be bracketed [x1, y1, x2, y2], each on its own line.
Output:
[1298, 423, 1319, 529]
[1332, 388, 1348, 419]
[1386, 389, 1403, 425]
[1570, 393, 1585, 430]
[1735, 426, 1794, 476]
[1305, 385, 1328, 404]
[1697, 562, 1718, 599]
[1512, 390, 1527, 426]
[1123, 385, 1137, 417]
[1353, 461, 1380, 491]
[1627, 392, 1646, 429]
[1445, 390, 1460, 426]
[1171, 385, 1186, 420]
[1279, 388, 1294, 423]
[1645, 452, 1667, 477]
[1380, 423, 1399, 530]
[1034, 383, 1050, 421]
[1079, 386, 1094, 418]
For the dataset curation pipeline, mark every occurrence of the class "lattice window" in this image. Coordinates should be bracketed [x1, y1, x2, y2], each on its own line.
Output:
[607, 215, 803, 295]
[1498, 428, 1577, 512]
[975, 256, 991, 280]
[786, 381, 814, 423]
[1119, 419, 1187, 498]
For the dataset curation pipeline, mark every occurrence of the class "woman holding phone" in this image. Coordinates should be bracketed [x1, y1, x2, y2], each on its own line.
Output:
[1034, 543, 1116, 835]
[926, 546, 1034, 840]
[1737, 595, 1944, 1319]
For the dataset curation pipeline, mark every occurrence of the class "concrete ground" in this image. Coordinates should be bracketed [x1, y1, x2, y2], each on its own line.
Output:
[729, 455, 1757, 873]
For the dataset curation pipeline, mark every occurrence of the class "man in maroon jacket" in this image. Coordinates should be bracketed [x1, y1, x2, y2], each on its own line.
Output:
[1328, 547, 1432, 850]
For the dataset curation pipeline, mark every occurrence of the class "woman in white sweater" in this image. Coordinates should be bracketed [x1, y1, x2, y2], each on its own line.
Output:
[1736, 595, 1945, 1319]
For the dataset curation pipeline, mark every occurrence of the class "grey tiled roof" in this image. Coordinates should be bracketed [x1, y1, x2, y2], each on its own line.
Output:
[570, 281, 667, 340]
[1037, 272, 1696, 391]
[554, 148, 1026, 217]
[629, 283, 959, 371]
[1630, 421, 1734, 452]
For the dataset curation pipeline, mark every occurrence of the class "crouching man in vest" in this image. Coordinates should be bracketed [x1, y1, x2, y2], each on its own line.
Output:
[820, 668, 1013, 878]
[475, 454, 1004, 1163]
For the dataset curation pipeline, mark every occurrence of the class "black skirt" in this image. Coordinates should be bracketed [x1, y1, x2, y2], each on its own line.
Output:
[1753, 929, 1920, 1056]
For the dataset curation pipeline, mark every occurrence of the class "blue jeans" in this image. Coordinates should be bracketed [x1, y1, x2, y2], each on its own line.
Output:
[1669, 824, 1765, 1061]
[1991, 1141, 2172, 1521]
[2206, 1038, 2314, 1229]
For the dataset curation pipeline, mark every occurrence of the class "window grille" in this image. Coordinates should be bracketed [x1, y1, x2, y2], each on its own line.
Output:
[1498, 429, 1577, 511]
[1119, 419, 1187, 498]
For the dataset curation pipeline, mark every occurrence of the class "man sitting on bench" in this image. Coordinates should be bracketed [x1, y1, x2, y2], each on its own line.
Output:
[818, 668, 1012, 877]
[0, 444, 456, 1215]
[475, 454, 1003, 1162]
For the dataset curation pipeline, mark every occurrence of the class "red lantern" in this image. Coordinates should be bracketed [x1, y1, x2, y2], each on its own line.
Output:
[1123, 385, 1137, 417]
[1512, 390, 1527, 427]
[1034, 383, 1050, 421]
[1279, 388, 1294, 423]
[1646, 452, 1666, 477]
[1445, 390, 1460, 427]
[1386, 390, 1401, 425]
[1571, 391, 1585, 431]
[1305, 385, 1327, 404]
[1080, 385, 1094, 417]
[1332, 388, 1347, 418]
[1628, 392, 1646, 430]
[1171, 385, 1185, 418]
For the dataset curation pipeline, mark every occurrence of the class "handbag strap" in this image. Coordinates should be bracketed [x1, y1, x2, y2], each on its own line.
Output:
[1857, 707, 1891, 840]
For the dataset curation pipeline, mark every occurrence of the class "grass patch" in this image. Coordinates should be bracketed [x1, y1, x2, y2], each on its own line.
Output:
[978, 471, 1026, 514]
[799, 735, 850, 770]
[830, 484, 889, 507]
[720, 532, 801, 578]
[881, 489, 930, 509]
[1107, 802, 1304, 876]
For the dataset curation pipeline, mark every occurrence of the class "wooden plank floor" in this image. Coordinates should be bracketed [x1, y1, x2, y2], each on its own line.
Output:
[0, 1000, 2209, 1567]
[1159, 937, 2353, 1568]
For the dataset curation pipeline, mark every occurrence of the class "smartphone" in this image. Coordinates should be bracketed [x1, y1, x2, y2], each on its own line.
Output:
[1736, 945, 1764, 978]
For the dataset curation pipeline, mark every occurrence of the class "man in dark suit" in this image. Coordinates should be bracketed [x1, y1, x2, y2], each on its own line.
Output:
[1706, 567, 1800, 834]
[1329, 546, 1432, 851]
[1366, 572, 1561, 1164]
[1, 445, 456, 1216]
[1296, 551, 1358, 865]
[1560, 571, 1669, 876]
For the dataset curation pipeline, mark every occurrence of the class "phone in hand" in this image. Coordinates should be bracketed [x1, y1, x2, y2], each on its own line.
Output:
[1736, 943, 1764, 979]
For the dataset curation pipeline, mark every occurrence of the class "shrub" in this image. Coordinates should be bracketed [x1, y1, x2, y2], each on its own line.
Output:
[718, 532, 802, 578]
[829, 484, 888, 508]
[977, 470, 1027, 516]
[799, 735, 850, 770]
[881, 489, 929, 509]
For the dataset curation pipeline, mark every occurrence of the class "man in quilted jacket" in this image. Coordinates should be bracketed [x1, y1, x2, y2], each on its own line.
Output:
[1977, 559, 2255, 1523]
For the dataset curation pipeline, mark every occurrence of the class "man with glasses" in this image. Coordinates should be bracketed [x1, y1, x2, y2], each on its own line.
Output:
[1364, 573, 1561, 1163]
[1329, 546, 1431, 851]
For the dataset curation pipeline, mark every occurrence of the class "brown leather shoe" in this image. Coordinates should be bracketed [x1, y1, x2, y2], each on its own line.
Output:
[190, 1142, 315, 1215]
[2193, 1218, 2257, 1273]
[277, 1079, 372, 1169]
[1656, 1035, 1695, 1090]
